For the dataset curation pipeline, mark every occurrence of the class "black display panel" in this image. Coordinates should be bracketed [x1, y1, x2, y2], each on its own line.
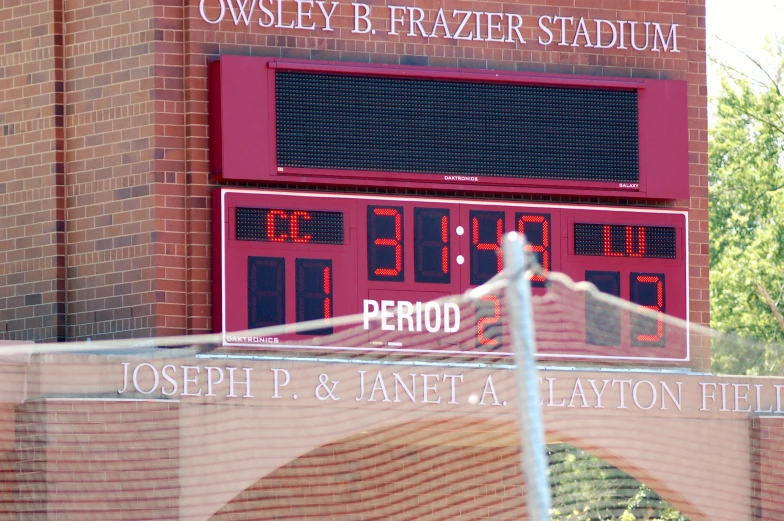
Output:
[248, 257, 285, 329]
[414, 208, 450, 284]
[585, 271, 621, 346]
[516, 212, 550, 288]
[276, 72, 639, 183]
[630, 273, 666, 347]
[574, 224, 677, 259]
[469, 210, 504, 285]
[296, 259, 333, 335]
[236, 207, 344, 244]
[367, 206, 404, 282]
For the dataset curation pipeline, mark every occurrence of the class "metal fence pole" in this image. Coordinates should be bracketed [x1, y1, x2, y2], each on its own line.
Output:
[503, 231, 552, 521]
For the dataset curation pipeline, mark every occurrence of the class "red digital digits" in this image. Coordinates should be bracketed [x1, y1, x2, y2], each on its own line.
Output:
[267, 210, 288, 242]
[635, 275, 664, 342]
[477, 295, 500, 346]
[603, 225, 646, 257]
[441, 215, 449, 274]
[518, 214, 549, 282]
[266, 210, 313, 243]
[472, 216, 503, 274]
[290, 211, 313, 243]
[626, 226, 646, 257]
[373, 208, 403, 277]
[323, 266, 331, 321]
[294, 258, 333, 335]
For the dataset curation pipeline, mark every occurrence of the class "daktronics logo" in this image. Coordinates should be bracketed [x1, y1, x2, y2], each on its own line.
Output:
[226, 335, 280, 343]
[444, 176, 479, 182]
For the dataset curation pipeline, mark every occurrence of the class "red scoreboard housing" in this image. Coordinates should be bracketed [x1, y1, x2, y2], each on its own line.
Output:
[209, 57, 689, 200]
[214, 189, 689, 362]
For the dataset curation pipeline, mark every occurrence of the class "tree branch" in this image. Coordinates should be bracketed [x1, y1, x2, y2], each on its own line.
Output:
[716, 36, 782, 95]
[753, 280, 784, 334]
[732, 104, 784, 137]
[710, 57, 769, 89]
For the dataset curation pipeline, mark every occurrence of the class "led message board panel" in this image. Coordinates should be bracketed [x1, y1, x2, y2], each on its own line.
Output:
[209, 57, 689, 199]
[214, 189, 689, 361]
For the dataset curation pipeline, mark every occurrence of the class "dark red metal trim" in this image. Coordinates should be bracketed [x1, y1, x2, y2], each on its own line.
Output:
[212, 188, 223, 334]
[268, 58, 647, 89]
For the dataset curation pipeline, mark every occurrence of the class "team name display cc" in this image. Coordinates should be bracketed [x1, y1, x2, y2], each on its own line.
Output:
[198, 0, 680, 53]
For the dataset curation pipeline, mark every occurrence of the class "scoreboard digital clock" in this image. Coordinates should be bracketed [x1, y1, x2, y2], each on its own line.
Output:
[209, 57, 689, 200]
[214, 189, 689, 362]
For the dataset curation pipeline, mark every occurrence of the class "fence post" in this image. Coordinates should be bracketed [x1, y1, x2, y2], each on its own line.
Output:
[503, 231, 552, 521]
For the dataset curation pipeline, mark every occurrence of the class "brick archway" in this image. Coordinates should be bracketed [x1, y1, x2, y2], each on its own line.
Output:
[207, 418, 702, 521]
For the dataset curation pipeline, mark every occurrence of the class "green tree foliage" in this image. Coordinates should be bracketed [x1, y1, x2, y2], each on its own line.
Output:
[548, 444, 687, 521]
[709, 38, 784, 375]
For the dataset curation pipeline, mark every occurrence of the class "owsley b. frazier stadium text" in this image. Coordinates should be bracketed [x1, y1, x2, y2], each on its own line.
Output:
[118, 362, 784, 414]
[198, 0, 680, 53]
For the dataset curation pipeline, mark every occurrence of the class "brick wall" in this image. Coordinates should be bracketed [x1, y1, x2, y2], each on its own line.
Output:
[0, 405, 19, 520]
[14, 399, 179, 521]
[0, 0, 66, 342]
[0, 0, 709, 368]
[184, 0, 709, 369]
[751, 416, 784, 520]
[211, 438, 526, 520]
[63, 0, 189, 339]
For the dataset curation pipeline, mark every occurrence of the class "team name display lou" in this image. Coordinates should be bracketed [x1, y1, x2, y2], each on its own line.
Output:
[198, 0, 680, 53]
[363, 299, 460, 333]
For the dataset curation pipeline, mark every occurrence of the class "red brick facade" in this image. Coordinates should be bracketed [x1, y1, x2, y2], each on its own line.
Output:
[211, 439, 527, 520]
[0, 0, 708, 366]
[751, 416, 784, 520]
[0, 0, 66, 341]
[14, 399, 180, 520]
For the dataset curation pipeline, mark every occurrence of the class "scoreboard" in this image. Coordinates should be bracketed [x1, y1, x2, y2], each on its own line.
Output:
[208, 58, 691, 362]
[209, 57, 689, 200]
[213, 189, 689, 362]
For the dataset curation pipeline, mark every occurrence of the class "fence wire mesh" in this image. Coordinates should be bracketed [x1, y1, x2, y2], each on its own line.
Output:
[0, 262, 781, 521]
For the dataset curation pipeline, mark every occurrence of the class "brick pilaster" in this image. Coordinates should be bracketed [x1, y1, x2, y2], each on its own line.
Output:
[15, 398, 179, 521]
[751, 416, 784, 520]
[0, 0, 68, 342]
